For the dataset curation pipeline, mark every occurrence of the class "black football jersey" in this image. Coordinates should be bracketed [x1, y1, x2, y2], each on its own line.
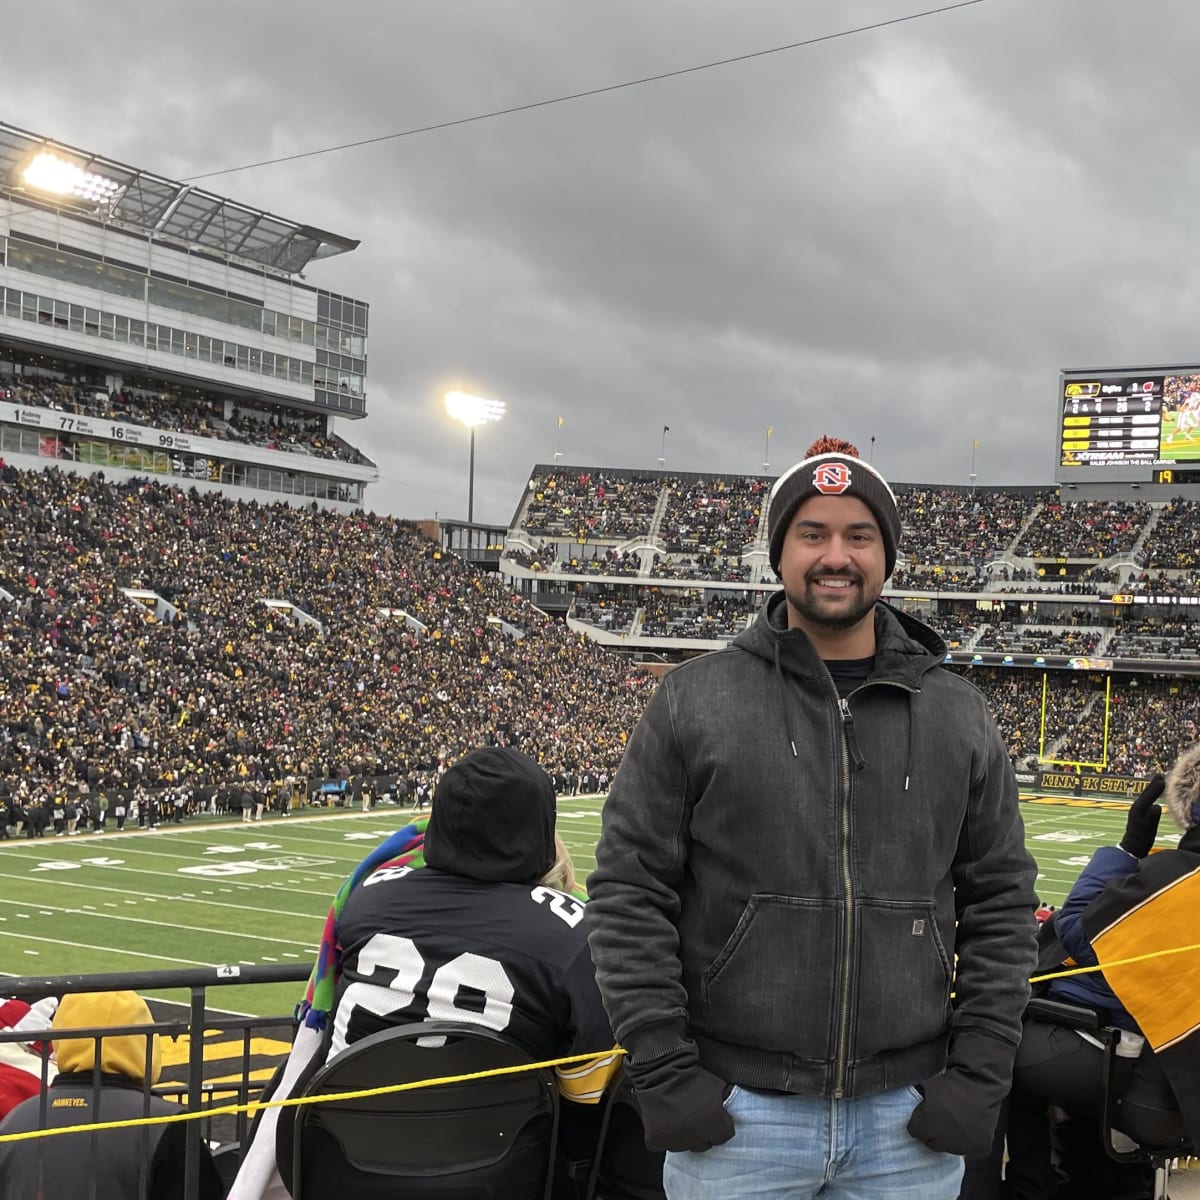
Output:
[330, 866, 614, 1073]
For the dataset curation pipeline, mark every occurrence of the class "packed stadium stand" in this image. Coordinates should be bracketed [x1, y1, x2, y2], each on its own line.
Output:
[493, 462, 1200, 784]
[0, 464, 654, 826]
[0, 456, 1198, 822]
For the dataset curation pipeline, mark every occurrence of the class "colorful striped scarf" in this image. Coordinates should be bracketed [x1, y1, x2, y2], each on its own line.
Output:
[297, 817, 428, 1031]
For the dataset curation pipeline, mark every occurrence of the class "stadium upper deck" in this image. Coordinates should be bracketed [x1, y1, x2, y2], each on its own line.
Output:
[0, 122, 376, 508]
[498, 464, 1200, 667]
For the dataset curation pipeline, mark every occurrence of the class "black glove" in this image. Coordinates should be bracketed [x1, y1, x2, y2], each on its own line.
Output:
[907, 1030, 1014, 1158]
[1119, 774, 1164, 859]
[625, 1045, 735, 1154]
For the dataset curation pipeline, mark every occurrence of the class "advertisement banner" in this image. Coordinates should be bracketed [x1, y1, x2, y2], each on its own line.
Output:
[1035, 770, 1142, 798]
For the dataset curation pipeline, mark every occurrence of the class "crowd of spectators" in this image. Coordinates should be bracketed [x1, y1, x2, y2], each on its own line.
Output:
[5, 457, 1200, 811]
[889, 562, 987, 592]
[572, 598, 639, 634]
[1052, 679, 1200, 775]
[894, 486, 1045, 563]
[560, 550, 643, 577]
[909, 609, 979, 648]
[972, 624, 1103, 656]
[968, 670, 1085, 766]
[0, 463, 655, 809]
[657, 476, 766, 555]
[1107, 616, 1200, 659]
[1141, 498, 1200, 570]
[1, 374, 368, 465]
[647, 552, 752, 582]
[521, 470, 663, 541]
[1015, 498, 1148, 558]
[1126, 570, 1200, 598]
[639, 590, 757, 639]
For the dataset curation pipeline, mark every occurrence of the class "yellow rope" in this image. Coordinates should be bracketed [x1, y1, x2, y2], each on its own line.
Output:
[0, 1046, 627, 1144]
[1029, 938, 1200, 984]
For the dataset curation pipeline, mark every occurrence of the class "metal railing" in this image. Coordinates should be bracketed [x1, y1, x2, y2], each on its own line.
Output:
[2, 963, 311, 1200]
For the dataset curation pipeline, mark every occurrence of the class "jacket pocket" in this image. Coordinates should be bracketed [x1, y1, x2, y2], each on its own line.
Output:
[699, 895, 838, 1057]
[853, 900, 951, 1059]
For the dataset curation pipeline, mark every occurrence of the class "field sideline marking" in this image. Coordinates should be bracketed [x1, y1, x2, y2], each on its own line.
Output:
[0, 897, 315, 949]
[12, 861, 348, 900]
[0, 929, 216, 967]
[0, 868, 331, 912]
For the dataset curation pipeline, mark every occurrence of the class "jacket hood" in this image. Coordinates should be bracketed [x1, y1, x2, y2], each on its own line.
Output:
[53, 991, 162, 1084]
[732, 592, 946, 685]
[1165, 742, 1200, 832]
[423, 747, 556, 883]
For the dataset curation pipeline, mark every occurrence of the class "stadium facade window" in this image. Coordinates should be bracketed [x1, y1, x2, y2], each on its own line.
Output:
[0, 286, 331, 398]
[5, 235, 331, 346]
[5, 239, 145, 300]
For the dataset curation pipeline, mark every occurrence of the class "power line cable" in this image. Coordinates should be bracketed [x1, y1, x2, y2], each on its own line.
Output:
[183, 0, 988, 182]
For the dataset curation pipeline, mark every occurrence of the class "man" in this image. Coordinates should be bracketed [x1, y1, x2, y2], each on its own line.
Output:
[588, 436, 1039, 1199]
[0, 989, 223, 1199]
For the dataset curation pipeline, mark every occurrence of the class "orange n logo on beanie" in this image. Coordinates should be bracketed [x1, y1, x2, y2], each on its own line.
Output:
[813, 462, 853, 495]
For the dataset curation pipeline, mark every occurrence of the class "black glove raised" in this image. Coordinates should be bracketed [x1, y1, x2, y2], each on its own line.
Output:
[625, 1045, 734, 1154]
[1120, 774, 1164, 859]
[907, 1030, 1015, 1159]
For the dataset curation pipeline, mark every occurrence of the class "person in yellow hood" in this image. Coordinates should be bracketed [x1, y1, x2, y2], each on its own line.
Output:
[0, 990, 223, 1200]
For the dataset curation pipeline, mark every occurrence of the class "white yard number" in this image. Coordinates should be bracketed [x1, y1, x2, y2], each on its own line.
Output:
[331, 933, 515, 1055]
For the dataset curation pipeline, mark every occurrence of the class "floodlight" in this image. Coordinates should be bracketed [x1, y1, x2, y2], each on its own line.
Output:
[444, 390, 506, 427]
[444, 390, 506, 523]
[23, 151, 121, 204]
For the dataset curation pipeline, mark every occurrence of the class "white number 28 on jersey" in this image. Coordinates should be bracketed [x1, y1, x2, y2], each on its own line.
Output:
[331, 933, 516, 1055]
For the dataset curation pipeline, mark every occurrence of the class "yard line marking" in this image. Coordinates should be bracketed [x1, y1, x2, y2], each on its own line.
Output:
[0, 872, 323, 925]
[0, 930, 215, 967]
[0, 897, 313, 948]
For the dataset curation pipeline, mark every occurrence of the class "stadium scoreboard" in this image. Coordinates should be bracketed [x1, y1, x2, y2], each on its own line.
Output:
[1057, 366, 1200, 488]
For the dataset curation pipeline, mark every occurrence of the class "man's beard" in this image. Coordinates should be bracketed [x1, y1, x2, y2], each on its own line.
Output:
[785, 574, 879, 631]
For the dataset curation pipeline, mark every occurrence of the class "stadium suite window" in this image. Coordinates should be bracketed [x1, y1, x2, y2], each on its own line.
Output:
[6, 239, 146, 301]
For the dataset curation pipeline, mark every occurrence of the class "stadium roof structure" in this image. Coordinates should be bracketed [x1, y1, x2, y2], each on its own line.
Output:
[0, 122, 358, 276]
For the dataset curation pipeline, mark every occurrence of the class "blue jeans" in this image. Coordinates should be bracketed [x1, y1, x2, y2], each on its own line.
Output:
[663, 1084, 965, 1200]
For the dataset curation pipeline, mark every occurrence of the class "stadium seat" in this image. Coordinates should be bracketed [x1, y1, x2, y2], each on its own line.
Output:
[209, 1141, 242, 1193]
[584, 1065, 665, 1200]
[1019, 997, 1192, 1200]
[285, 1020, 560, 1200]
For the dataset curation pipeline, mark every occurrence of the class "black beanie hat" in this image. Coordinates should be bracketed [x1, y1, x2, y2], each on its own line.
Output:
[767, 437, 901, 577]
[423, 746, 557, 883]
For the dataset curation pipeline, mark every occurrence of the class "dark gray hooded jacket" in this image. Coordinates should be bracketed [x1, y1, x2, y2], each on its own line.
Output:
[587, 594, 1038, 1097]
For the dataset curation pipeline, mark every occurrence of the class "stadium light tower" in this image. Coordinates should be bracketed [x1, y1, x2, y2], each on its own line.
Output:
[444, 390, 506, 524]
[23, 151, 121, 204]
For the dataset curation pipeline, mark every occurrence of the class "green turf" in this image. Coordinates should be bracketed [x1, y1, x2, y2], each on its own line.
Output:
[0, 796, 1158, 1017]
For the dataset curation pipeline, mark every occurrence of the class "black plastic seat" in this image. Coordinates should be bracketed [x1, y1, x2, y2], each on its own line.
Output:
[284, 1021, 560, 1200]
[1023, 997, 1193, 1200]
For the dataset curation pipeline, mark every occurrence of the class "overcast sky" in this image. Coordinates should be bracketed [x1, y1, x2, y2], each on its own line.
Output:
[7, 0, 1193, 524]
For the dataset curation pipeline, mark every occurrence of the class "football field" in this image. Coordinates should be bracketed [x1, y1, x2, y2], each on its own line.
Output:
[0, 794, 1163, 1019]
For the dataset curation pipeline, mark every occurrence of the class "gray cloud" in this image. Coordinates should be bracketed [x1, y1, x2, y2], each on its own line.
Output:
[9, 0, 1195, 520]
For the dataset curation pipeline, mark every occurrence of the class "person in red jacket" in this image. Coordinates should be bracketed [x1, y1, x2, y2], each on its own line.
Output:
[0, 997, 56, 1121]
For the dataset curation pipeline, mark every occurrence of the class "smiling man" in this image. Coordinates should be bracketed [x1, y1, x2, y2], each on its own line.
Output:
[587, 436, 1038, 1200]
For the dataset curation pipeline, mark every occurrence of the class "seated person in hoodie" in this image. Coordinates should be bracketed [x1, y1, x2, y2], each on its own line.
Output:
[1005, 751, 1200, 1200]
[229, 745, 642, 1200]
[0, 989, 224, 1200]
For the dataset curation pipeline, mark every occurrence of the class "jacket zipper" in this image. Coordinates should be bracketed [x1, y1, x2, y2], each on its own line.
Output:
[833, 694, 855, 1098]
[830, 682, 911, 1096]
